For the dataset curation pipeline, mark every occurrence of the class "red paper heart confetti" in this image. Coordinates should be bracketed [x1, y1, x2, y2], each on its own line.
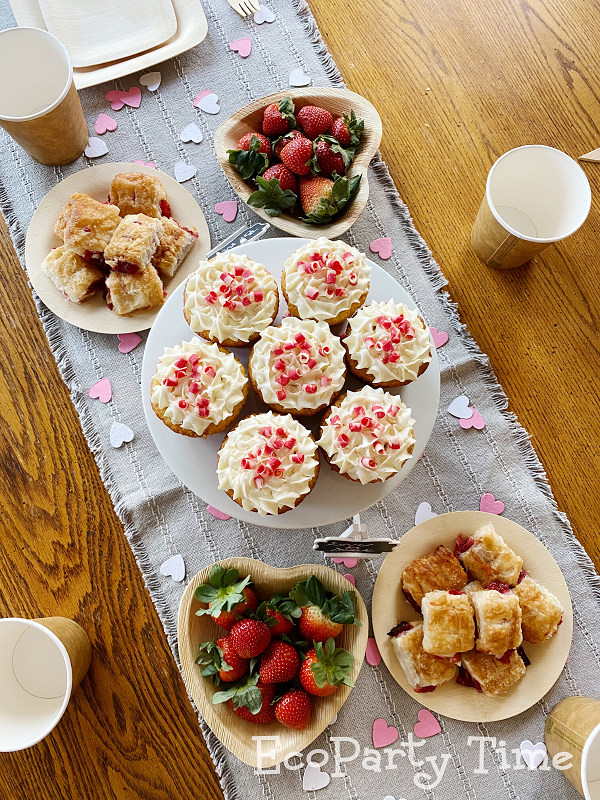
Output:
[88, 377, 112, 403]
[230, 37, 252, 57]
[206, 505, 231, 521]
[479, 492, 505, 515]
[332, 557, 358, 568]
[370, 237, 392, 260]
[413, 709, 441, 738]
[372, 718, 399, 748]
[430, 326, 449, 348]
[117, 332, 142, 353]
[95, 113, 117, 135]
[459, 408, 485, 429]
[366, 637, 381, 666]
[105, 87, 142, 110]
[215, 200, 238, 223]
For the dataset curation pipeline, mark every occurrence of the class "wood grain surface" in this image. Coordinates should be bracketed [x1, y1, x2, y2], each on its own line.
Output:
[0, 0, 599, 797]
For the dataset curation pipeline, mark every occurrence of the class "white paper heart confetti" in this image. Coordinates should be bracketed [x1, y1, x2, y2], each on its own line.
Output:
[85, 138, 108, 158]
[289, 67, 311, 87]
[520, 740, 547, 769]
[160, 554, 186, 582]
[174, 161, 197, 183]
[110, 421, 134, 448]
[415, 502, 438, 526]
[180, 123, 203, 144]
[302, 764, 330, 791]
[194, 92, 220, 114]
[139, 71, 161, 91]
[254, 3, 275, 23]
[446, 394, 473, 420]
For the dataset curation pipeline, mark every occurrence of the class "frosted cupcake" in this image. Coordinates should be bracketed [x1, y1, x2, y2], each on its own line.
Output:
[343, 300, 431, 387]
[184, 253, 279, 346]
[217, 411, 320, 516]
[281, 238, 370, 325]
[248, 318, 346, 416]
[317, 386, 415, 484]
[150, 338, 248, 438]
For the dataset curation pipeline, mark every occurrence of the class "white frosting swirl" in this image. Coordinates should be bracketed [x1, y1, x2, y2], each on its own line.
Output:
[151, 338, 247, 435]
[184, 254, 278, 343]
[217, 412, 319, 516]
[345, 301, 431, 384]
[282, 238, 370, 321]
[317, 386, 415, 484]
[249, 318, 346, 412]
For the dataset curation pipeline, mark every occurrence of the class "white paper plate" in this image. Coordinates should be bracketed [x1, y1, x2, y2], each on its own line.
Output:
[141, 237, 441, 529]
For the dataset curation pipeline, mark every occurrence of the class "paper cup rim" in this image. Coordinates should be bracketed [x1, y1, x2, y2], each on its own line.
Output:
[0, 27, 73, 123]
[0, 617, 73, 752]
[582, 720, 600, 800]
[485, 144, 592, 244]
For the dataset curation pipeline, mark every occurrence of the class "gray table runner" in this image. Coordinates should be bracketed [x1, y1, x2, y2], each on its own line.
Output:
[2, 1, 599, 798]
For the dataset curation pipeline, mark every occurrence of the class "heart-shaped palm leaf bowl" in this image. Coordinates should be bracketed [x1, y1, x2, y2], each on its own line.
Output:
[214, 87, 383, 239]
[178, 558, 368, 767]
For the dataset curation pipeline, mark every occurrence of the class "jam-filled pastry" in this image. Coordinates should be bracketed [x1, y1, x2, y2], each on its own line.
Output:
[455, 523, 523, 587]
[105, 266, 164, 315]
[512, 573, 563, 644]
[151, 217, 198, 278]
[421, 590, 476, 659]
[388, 621, 458, 693]
[54, 193, 120, 262]
[470, 589, 523, 658]
[401, 545, 467, 610]
[108, 172, 170, 218]
[41, 246, 105, 303]
[460, 649, 526, 697]
[104, 214, 164, 274]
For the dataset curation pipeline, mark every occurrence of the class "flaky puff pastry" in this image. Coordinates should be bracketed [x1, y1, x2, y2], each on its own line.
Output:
[390, 621, 458, 691]
[422, 590, 476, 658]
[512, 575, 563, 644]
[109, 172, 168, 218]
[461, 649, 526, 697]
[104, 214, 163, 273]
[106, 266, 164, 315]
[459, 523, 523, 587]
[152, 217, 198, 278]
[471, 590, 523, 658]
[54, 193, 120, 257]
[41, 246, 104, 303]
[401, 545, 467, 609]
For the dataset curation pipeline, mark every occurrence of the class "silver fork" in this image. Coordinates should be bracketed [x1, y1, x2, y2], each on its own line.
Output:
[225, 0, 260, 17]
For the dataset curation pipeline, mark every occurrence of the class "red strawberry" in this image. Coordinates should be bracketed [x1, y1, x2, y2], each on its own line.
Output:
[281, 136, 314, 175]
[296, 105, 333, 139]
[214, 587, 259, 631]
[330, 110, 364, 149]
[258, 640, 300, 684]
[262, 164, 298, 193]
[298, 174, 361, 224]
[330, 117, 351, 147]
[236, 132, 272, 157]
[290, 574, 361, 643]
[216, 636, 249, 682]
[262, 96, 296, 137]
[314, 138, 347, 178]
[299, 604, 343, 642]
[266, 608, 295, 637]
[230, 618, 271, 658]
[229, 682, 276, 724]
[275, 689, 312, 730]
[273, 129, 304, 161]
[299, 639, 355, 696]
[194, 566, 258, 631]
[227, 134, 271, 180]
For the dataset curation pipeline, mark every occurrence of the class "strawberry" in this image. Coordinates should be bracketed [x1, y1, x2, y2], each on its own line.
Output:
[275, 689, 312, 730]
[230, 618, 272, 658]
[194, 566, 258, 631]
[230, 682, 276, 724]
[311, 137, 351, 178]
[236, 132, 272, 156]
[259, 640, 300, 684]
[296, 105, 333, 139]
[290, 574, 361, 643]
[227, 133, 271, 180]
[330, 110, 364, 149]
[252, 594, 301, 637]
[281, 136, 314, 175]
[212, 674, 276, 723]
[247, 167, 298, 218]
[273, 129, 304, 161]
[299, 639, 355, 696]
[195, 637, 249, 684]
[262, 164, 298, 193]
[298, 174, 361, 224]
[262, 96, 296, 137]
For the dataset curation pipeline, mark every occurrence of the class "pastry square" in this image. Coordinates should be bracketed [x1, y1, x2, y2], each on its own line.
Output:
[421, 590, 475, 658]
[512, 575, 563, 643]
[389, 621, 458, 692]
[471, 590, 523, 658]
[106, 266, 164, 315]
[109, 172, 169, 218]
[401, 545, 467, 609]
[458, 523, 523, 587]
[152, 217, 198, 278]
[54, 193, 120, 259]
[41, 246, 104, 303]
[461, 649, 526, 697]
[104, 214, 164, 274]
[464, 580, 485, 595]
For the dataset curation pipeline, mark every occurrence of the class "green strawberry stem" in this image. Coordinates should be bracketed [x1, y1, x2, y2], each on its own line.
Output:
[343, 109, 365, 148]
[311, 638, 355, 688]
[247, 176, 297, 217]
[211, 673, 263, 713]
[278, 96, 297, 128]
[310, 135, 355, 174]
[290, 574, 361, 627]
[194, 566, 252, 619]
[227, 134, 269, 180]
[300, 174, 361, 225]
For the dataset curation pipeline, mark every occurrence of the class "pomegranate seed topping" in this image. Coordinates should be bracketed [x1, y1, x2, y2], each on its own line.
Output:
[188, 381, 200, 394]
[336, 434, 349, 448]
[361, 457, 377, 469]
[284, 437, 296, 448]
[178, 400, 188, 409]
[260, 427, 272, 437]
[163, 376, 178, 387]
[291, 454, 305, 464]
[304, 384, 317, 394]
[276, 389, 287, 401]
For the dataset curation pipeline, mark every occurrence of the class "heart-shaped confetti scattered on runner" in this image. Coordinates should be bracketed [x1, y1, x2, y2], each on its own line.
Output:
[139, 71, 161, 91]
[230, 37, 252, 58]
[328, 713, 337, 725]
[520, 740, 547, 769]
[160, 554, 186, 582]
[372, 718, 399, 748]
[366, 637, 381, 666]
[289, 67, 311, 87]
[133, 159, 156, 168]
[413, 709, 441, 738]
[430, 326, 449, 348]
[180, 122, 203, 144]
[302, 764, 330, 792]
[254, 4, 275, 23]
[174, 161, 197, 183]
[332, 557, 358, 568]
[85, 138, 108, 158]
[415, 501, 438, 526]
[110, 421, 134, 448]
[105, 87, 142, 110]
[207, 505, 231, 521]
[215, 200, 238, 222]
[459, 408, 485, 429]
[370, 237, 393, 260]
[88, 377, 112, 402]
[343, 573, 356, 586]
[194, 91, 220, 114]
[117, 332, 142, 353]
[94, 113, 117, 135]
[446, 394, 473, 419]
[480, 493, 505, 515]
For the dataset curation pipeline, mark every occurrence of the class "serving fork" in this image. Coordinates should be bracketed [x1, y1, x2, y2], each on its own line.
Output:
[225, 0, 260, 17]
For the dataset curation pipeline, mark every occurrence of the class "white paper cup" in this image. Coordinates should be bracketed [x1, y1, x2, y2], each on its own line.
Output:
[545, 696, 600, 798]
[471, 145, 591, 269]
[0, 617, 91, 752]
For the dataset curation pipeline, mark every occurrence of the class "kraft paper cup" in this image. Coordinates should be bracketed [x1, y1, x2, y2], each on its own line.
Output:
[545, 696, 600, 798]
[0, 617, 92, 752]
[0, 28, 88, 166]
[471, 145, 591, 269]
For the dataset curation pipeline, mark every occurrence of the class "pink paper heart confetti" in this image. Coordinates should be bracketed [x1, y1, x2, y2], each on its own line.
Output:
[94, 113, 117, 135]
[372, 718, 399, 748]
[459, 408, 485, 429]
[207, 505, 231, 521]
[370, 237, 392, 260]
[215, 200, 238, 223]
[366, 637, 381, 666]
[332, 557, 358, 568]
[430, 326, 449, 348]
[133, 159, 156, 168]
[230, 37, 252, 58]
[117, 332, 142, 353]
[343, 573, 356, 586]
[88, 377, 112, 403]
[105, 87, 142, 110]
[413, 709, 441, 738]
[480, 492, 505, 515]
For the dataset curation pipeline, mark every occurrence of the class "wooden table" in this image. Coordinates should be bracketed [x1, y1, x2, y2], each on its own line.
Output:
[1, 0, 598, 797]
